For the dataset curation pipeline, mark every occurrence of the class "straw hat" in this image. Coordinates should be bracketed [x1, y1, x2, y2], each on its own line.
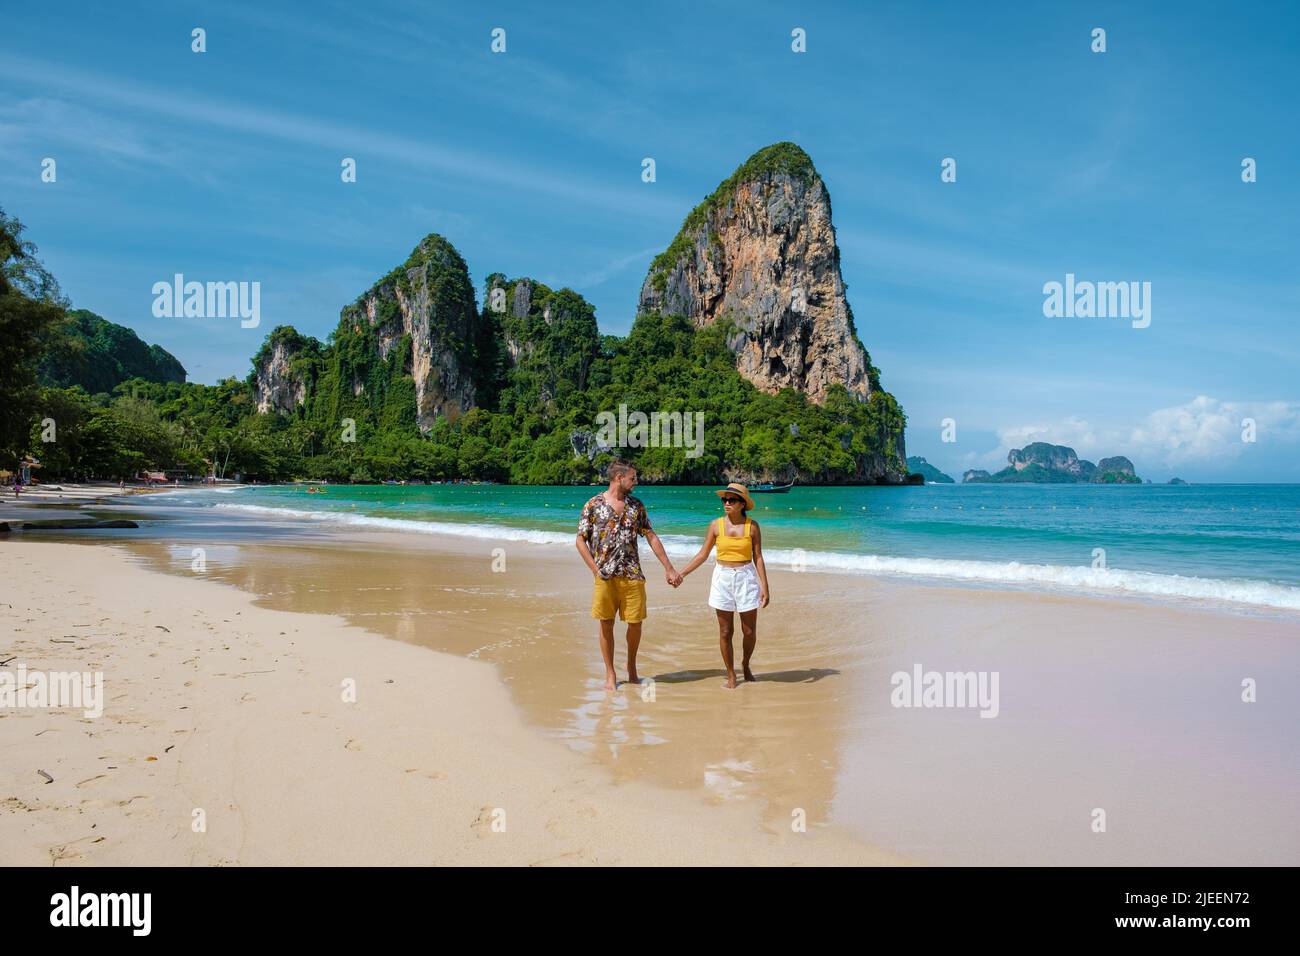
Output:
[714, 482, 755, 510]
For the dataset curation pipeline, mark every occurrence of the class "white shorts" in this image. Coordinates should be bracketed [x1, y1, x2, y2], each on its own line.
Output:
[708, 562, 761, 613]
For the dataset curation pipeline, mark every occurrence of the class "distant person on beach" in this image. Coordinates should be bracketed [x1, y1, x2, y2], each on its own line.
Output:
[575, 459, 681, 690]
[678, 482, 771, 689]
[13, 478, 21, 498]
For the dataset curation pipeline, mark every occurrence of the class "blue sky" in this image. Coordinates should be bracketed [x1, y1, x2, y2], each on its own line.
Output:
[2, 0, 1297, 481]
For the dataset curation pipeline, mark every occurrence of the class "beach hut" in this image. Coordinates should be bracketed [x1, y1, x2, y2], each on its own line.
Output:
[19, 457, 40, 484]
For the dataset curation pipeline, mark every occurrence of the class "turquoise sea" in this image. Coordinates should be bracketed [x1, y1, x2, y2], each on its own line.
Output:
[152, 482, 1300, 612]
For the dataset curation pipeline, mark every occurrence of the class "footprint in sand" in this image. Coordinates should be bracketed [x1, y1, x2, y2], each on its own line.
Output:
[403, 768, 446, 780]
[344, 738, 361, 751]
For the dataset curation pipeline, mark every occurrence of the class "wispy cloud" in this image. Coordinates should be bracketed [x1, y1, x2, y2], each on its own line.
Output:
[573, 246, 660, 288]
[0, 54, 689, 220]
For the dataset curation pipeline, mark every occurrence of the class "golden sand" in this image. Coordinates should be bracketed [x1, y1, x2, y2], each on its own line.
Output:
[3, 525, 1297, 865]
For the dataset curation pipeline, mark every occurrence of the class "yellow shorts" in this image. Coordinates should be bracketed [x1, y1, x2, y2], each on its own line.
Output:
[591, 576, 647, 623]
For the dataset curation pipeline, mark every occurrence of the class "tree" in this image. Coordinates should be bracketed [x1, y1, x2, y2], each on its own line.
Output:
[0, 208, 67, 467]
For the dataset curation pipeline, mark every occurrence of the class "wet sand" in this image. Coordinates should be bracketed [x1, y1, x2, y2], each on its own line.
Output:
[0, 539, 898, 866]
[3, 501, 1298, 865]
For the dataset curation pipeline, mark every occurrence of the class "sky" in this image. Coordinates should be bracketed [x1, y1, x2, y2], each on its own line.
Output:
[2, 0, 1297, 481]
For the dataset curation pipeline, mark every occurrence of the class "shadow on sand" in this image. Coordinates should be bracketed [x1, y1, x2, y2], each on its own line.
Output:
[651, 667, 839, 685]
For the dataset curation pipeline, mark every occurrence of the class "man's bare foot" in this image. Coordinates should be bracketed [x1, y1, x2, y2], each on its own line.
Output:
[604, 673, 618, 691]
[627, 671, 639, 685]
[743, 665, 756, 682]
[724, 672, 738, 689]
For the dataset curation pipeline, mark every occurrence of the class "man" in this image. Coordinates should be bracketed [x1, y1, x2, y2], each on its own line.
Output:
[575, 459, 681, 690]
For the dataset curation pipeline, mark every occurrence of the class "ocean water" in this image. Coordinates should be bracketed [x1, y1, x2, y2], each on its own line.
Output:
[154, 482, 1300, 612]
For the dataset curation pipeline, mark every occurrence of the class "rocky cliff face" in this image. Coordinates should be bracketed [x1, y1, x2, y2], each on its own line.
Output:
[485, 274, 600, 406]
[637, 143, 875, 405]
[1008, 442, 1090, 477]
[251, 236, 491, 433]
[252, 326, 320, 415]
[338, 235, 485, 431]
[238, 146, 908, 485]
[1095, 456, 1136, 477]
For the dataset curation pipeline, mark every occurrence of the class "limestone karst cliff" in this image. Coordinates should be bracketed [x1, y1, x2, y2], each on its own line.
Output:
[245, 145, 908, 484]
[252, 235, 494, 433]
[963, 443, 1141, 483]
[638, 142, 878, 405]
[336, 235, 487, 431]
[252, 327, 319, 415]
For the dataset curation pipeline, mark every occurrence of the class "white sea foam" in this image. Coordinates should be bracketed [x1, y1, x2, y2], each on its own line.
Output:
[759, 547, 1300, 612]
[211, 502, 1300, 612]
[148, 486, 242, 498]
[215, 502, 579, 545]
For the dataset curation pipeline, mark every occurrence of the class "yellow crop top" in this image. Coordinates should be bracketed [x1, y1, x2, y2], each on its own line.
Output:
[714, 517, 753, 562]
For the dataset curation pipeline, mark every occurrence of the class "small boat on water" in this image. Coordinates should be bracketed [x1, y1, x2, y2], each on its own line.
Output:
[751, 481, 794, 493]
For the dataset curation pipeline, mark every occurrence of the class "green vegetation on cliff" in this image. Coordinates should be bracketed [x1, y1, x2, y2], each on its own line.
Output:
[963, 443, 1141, 484]
[907, 456, 955, 483]
[6, 202, 908, 485]
[649, 142, 819, 286]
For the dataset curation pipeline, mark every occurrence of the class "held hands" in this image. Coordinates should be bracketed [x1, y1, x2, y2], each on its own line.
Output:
[666, 569, 684, 588]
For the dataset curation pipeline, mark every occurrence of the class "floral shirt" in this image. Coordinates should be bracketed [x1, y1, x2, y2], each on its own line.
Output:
[578, 493, 653, 580]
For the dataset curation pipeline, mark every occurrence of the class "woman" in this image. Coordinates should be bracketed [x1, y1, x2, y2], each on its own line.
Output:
[679, 482, 771, 689]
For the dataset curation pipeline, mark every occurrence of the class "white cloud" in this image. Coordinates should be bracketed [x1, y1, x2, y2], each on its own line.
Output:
[1130, 396, 1300, 465]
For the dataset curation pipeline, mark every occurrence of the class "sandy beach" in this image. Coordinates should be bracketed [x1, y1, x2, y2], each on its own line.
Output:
[1, 481, 180, 505]
[0, 537, 901, 866]
[2, 495, 1298, 866]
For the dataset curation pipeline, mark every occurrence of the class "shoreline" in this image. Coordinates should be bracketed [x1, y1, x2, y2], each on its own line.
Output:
[14, 486, 1297, 620]
[0, 481, 192, 506]
[149, 490, 1300, 617]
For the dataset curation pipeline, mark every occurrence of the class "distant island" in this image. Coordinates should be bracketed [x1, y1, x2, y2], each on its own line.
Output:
[907, 456, 954, 483]
[962, 442, 1141, 484]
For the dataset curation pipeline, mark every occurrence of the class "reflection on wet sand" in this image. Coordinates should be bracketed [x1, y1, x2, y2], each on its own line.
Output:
[119, 532, 860, 827]
[113, 520, 1300, 864]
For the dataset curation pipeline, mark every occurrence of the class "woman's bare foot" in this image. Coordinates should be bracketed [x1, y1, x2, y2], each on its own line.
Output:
[604, 672, 618, 691]
[724, 671, 738, 689]
[743, 665, 756, 682]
